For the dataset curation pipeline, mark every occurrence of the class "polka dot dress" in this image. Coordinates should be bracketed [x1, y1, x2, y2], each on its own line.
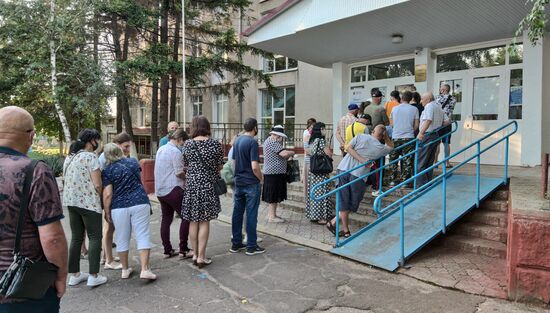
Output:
[305, 139, 333, 221]
[181, 138, 224, 222]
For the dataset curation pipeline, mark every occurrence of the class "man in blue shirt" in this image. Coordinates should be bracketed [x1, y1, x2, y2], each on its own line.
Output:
[229, 118, 265, 255]
[159, 121, 179, 147]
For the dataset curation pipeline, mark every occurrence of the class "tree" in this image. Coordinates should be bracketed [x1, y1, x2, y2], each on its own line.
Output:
[515, 0, 549, 44]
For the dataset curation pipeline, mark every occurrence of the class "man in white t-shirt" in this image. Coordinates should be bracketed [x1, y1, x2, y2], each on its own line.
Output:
[326, 125, 393, 238]
[388, 91, 419, 187]
[416, 92, 450, 186]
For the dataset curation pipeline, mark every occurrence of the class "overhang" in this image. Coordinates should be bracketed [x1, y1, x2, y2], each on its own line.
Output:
[245, 0, 534, 68]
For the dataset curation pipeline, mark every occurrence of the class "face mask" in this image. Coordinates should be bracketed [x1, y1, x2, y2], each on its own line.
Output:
[321, 129, 327, 136]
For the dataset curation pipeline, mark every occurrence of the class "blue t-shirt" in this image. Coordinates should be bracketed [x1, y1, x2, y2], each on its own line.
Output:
[232, 135, 260, 186]
[102, 158, 150, 210]
[159, 135, 169, 147]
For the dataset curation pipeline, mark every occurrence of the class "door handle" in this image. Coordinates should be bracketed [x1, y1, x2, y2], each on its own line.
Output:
[464, 115, 473, 129]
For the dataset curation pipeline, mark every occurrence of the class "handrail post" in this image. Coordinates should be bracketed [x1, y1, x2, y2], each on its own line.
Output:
[442, 162, 447, 234]
[476, 142, 481, 208]
[335, 190, 341, 247]
[378, 156, 384, 194]
[399, 202, 405, 267]
[413, 140, 419, 191]
[504, 137, 509, 185]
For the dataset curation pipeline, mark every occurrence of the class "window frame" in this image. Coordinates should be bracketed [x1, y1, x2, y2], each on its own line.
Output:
[263, 55, 298, 73]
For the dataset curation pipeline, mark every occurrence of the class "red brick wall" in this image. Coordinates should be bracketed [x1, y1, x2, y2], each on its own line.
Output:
[507, 205, 550, 303]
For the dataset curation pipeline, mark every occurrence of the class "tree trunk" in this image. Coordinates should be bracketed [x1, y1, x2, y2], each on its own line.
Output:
[159, 0, 170, 136]
[111, 14, 123, 134]
[93, 12, 101, 131]
[121, 24, 134, 139]
[49, 0, 72, 152]
[169, 12, 181, 122]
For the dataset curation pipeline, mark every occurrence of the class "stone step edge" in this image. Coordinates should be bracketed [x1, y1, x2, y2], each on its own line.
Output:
[450, 222, 507, 244]
[443, 234, 507, 259]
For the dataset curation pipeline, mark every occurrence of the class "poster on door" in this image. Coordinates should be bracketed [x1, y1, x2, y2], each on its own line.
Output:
[350, 86, 366, 103]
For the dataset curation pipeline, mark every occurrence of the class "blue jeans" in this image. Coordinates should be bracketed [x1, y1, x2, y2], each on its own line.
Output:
[0, 287, 60, 313]
[232, 183, 261, 249]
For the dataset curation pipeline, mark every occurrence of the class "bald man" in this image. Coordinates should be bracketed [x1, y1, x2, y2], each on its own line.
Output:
[0, 106, 68, 311]
[416, 92, 451, 186]
[159, 121, 180, 147]
[327, 124, 394, 238]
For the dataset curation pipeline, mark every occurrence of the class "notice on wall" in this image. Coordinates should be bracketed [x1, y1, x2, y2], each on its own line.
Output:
[350, 86, 366, 103]
[415, 64, 427, 82]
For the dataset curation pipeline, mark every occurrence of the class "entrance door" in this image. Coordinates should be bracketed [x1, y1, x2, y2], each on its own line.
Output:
[435, 67, 517, 165]
[363, 76, 415, 104]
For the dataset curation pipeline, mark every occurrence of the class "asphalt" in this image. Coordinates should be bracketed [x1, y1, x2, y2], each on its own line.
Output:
[59, 204, 549, 313]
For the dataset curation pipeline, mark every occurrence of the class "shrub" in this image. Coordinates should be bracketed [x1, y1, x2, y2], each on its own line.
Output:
[30, 154, 65, 177]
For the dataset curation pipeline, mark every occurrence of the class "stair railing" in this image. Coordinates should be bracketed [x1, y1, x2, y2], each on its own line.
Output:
[310, 122, 458, 247]
[371, 121, 518, 266]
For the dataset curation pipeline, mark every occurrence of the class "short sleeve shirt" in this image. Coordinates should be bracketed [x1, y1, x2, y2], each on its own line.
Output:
[364, 104, 389, 127]
[337, 134, 393, 180]
[345, 122, 368, 144]
[435, 94, 456, 120]
[102, 158, 149, 210]
[420, 101, 448, 132]
[391, 103, 419, 139]
[233, 135, 260, 186]
[159, 135, 169, 147]
[262, 137, 287, 175]
[62, 151, 102, 213]
[338, 113, 357, 142]
[0, 147, 64, 288]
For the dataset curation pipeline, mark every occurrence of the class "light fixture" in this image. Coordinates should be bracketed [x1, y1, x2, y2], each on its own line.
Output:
[392, 34, 404, 44]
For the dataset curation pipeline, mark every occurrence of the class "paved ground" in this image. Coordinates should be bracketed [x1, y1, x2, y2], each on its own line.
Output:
[59, 204, 548, 313]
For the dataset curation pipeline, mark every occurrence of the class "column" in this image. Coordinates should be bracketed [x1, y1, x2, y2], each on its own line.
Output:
[332, 62, 348, 155]
[413, 48, 435, 93]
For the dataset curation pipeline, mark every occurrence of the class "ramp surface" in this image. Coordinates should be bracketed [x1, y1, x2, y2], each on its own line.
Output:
[330, 174, 503, 271]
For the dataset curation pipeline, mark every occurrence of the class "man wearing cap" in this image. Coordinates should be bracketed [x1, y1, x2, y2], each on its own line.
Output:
[336, 104, 359, 155]
[344, 114, 372, 149]
[364, 89, 389, 128]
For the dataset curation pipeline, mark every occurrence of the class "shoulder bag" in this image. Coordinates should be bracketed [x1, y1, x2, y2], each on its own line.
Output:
[310, 139, 333, 174]
[192, 141, 227, 196]
[0, 160, 59, 300]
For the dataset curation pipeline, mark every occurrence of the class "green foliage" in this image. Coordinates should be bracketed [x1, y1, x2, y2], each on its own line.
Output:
[513, 0, 549, 48]
[29, 149, 65, 177]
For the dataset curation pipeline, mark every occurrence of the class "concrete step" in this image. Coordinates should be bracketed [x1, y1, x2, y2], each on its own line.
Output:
[489, 189, 509, 201]
[444, 234, 507, 259]
[479, 199, 508, 213]
[451, 222, 507, 243]
[285, 189, 395, 209]
[278, 199, 376, 226]
[464, 210, 508, 228]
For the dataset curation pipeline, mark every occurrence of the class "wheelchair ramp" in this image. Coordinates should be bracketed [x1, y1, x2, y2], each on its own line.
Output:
[330, 174, 504, 271]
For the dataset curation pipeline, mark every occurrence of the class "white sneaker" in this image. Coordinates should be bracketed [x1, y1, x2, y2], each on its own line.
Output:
[104, 262, 123, 270]
[87, 274, 108, 287]
[371, 190, 381, 197]
[140, 269, 157, 280]
[68, 272, 89, 286]
[121, 268, 133, 279]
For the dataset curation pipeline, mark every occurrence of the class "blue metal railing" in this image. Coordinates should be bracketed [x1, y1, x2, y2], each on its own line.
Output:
[312, 120, 517, 266]
[310, 121, 458, 246]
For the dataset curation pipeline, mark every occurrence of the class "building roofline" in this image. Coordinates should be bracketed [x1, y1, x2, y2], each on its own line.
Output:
[242, 0, 301, 37]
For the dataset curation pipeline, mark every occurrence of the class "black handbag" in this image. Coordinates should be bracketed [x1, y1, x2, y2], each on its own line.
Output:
[310, 139, 333, 174]
[192, 141, 227, 196]
[0, 160, 59, 300]
[286, 159, 300, 183]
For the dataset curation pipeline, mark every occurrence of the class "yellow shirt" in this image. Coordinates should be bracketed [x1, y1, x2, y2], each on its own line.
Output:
[345, 122, 367, 145]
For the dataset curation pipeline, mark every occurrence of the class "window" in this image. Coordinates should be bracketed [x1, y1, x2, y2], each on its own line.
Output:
[351, 66, 366, 83]
[214, 93, 229, 123]
[192, 95, 203, 116]
[261, 86, 296, 142]
[368, 59, 415, 81]
[472, 76, 500, 120]
[139, 107, 146, 127]
[437, 46, 507, 72]
[509, 44, 523, 64]
[263, 55, 298, 73]
[509, 69, 523, 119]
[439, 80, 463, 121]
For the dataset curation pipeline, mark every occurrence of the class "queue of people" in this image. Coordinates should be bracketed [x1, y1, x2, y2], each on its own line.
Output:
[0, 86, 454, 311]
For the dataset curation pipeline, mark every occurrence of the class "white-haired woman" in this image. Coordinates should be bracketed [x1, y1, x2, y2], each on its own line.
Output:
[102, 143, 156, 280]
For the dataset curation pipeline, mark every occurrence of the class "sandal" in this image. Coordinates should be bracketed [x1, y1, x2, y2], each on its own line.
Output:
[326, 221, 336, 235]
[338, 231, 351, 238]
[317, 219, 327, 225]
[163, 250, 178, 259]
[179, 250, 194, 260]
[196, 258, 212, 269]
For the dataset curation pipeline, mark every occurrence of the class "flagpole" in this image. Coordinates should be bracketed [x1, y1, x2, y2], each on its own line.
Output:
[181, 0, 186, 125]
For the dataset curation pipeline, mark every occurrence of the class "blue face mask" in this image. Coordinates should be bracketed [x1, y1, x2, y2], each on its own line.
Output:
[27, 146, 33, 154]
